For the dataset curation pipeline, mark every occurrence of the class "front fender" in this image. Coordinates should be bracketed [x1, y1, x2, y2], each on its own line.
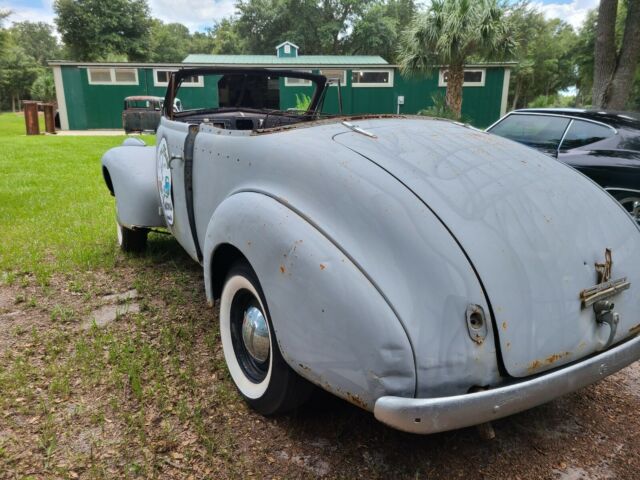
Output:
[101, 143, 165, 228]
[203, 191, 416, 409]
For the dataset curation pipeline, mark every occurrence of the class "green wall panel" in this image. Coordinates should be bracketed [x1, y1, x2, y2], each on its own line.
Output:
[62, 66, 507, 129]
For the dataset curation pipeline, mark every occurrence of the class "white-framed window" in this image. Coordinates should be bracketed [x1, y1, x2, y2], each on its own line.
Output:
[153, 69, 203, 87]
[320, 69, 347, 86]
[284, 70, 312, 87]
[351, 69, 394, 87]
[284, 44, 291, 54]
[87, 67, 139, 85]
[438, 68, 485, 87]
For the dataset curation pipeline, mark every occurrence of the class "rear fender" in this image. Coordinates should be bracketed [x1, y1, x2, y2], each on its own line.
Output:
[202, 191, 416, 409]
[101, 141, 165, 228]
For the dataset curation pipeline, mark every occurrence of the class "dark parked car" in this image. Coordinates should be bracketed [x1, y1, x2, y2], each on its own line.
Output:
[487, 108, 640, 223]
[122, 96, 164, 134]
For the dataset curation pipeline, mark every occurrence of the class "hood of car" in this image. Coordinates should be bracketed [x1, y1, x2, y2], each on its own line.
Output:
[334, 118, 640, 378]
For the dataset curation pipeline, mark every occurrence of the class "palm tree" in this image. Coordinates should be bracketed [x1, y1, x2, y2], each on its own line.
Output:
[398, 0, 515, 119]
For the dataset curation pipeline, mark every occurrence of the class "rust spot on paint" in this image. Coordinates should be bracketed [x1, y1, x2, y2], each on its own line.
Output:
[630, 323, 640, 337]
[320, 263, 326, 270]
[502, 321, 507, 330]
[528, 359, 542, 372]
[345, 392, 368, 410]
[545, 352, 570, 365]
[528, 351, 571, 373]
[279, 265, 286, 274]
[506, 342, 511, 350]
[246, 241, 252, 246]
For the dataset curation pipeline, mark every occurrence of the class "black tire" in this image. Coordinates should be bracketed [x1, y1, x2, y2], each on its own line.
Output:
[219, 261, 314, 415]
[116, 222, 148, 253]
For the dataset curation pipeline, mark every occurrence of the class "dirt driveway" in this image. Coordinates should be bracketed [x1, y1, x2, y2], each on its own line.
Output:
[1, 240, 639, 479]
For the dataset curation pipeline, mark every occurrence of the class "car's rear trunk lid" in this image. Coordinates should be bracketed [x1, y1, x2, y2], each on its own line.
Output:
[334, 118, 640, 378]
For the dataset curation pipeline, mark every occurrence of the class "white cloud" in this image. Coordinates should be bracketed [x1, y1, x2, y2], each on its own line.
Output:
[1, 0, 56, 26]
[1, 0, 600, 34]
[532, 0, 599, 30]
[1, 0, 235, 33]
[148, 0, 236, 31]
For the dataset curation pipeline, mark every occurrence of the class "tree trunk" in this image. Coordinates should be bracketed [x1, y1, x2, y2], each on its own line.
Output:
[511, 80, 521, 110]
[446, 64, 464, 119]
[607, 0, 640, 109]
[592, 0, 617, 107]
[11, 94, 16, 113]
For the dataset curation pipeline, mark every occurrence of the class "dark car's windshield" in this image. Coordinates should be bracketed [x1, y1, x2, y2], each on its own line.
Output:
[488, 114, 570, 155]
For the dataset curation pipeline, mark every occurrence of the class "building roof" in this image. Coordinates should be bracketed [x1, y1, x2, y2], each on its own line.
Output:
[182, 54, 389, 66]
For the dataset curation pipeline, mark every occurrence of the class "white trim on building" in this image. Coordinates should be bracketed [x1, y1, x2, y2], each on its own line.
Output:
[51, 65, 69, 130]
[153, 68, 204, 87]
[87, 67, 139, 85]
[351, 69, 394, 87]
[438, 68, 486, 87]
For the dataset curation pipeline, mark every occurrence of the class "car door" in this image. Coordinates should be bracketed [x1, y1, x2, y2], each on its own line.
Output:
[156, 118, 200, 262]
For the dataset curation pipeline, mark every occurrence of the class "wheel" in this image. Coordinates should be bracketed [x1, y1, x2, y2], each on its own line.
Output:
[219, 261, 313, 415]
[116, 222, 148, 253]
[611, 192, 640, 225]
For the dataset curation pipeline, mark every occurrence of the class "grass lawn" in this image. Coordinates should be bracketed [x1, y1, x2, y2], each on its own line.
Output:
[0, 113, 154, 284]
[1, 112, 640, 479]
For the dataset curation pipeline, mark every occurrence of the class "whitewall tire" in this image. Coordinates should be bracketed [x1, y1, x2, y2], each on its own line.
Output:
[219, 261, 313, 415]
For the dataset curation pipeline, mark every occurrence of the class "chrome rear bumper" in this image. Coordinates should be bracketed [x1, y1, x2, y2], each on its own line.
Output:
[374, 335, 640, 434]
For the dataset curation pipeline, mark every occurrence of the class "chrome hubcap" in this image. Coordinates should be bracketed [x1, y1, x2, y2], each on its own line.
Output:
[241, 306, 270, 363]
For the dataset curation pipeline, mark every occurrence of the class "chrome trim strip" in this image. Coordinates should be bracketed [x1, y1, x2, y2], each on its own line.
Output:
[374, 335, 640, 434]
[557, 118, 573, 153]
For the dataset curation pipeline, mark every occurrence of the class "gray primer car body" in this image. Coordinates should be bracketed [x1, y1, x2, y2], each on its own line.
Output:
[102, 69, 640, 434]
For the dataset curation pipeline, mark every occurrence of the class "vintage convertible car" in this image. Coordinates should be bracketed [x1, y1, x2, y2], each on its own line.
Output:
[101, 68, 640, 434]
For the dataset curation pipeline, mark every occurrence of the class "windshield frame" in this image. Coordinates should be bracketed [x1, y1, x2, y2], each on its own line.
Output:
[163, 67, 327, 119]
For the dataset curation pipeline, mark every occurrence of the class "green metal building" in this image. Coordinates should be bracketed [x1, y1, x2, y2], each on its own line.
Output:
[50, 41, 514, 130]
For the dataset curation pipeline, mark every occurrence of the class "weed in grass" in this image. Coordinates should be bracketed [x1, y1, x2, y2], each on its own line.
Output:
[68, 279, 85, 293]
[1, 271, 16, 285]
[90, 408, 106, 427]
[50, 304, 75, 323]
[49, 371, 71, 398]
[38, 411, 58, 469]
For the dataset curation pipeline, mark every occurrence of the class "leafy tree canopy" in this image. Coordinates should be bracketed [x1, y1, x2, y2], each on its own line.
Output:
[148, 20, 191, 62]
[507, 2, 577, 109]
[54, 0, 152, 61]
[398, 0, 516, 117]
[8, 21, 61, 66]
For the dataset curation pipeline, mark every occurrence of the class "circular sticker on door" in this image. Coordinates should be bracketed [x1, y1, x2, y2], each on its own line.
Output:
[157, 137, 174, 225]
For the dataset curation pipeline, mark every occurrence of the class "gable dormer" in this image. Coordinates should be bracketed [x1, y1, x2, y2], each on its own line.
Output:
[276, 41, 299, 58]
